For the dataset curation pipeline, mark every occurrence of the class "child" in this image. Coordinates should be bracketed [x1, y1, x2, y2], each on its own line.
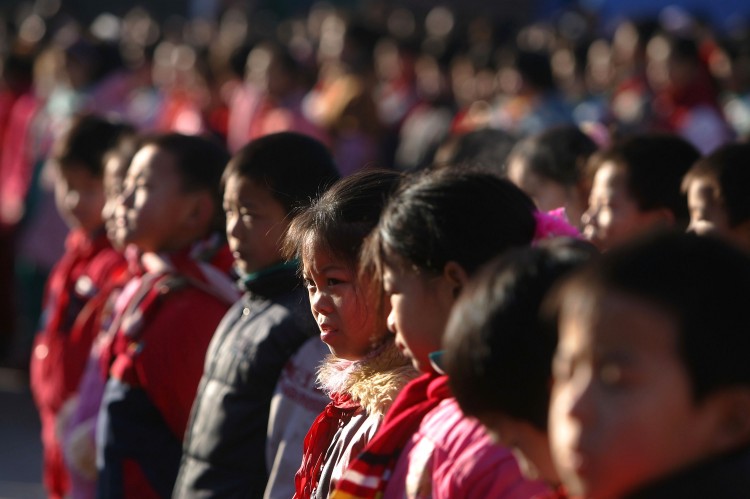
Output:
[286, 169, 418, 499]
[173, 132, 340, 498]
[549, 232, 750, 498]
[332, 167, 549, 498]
[29, 114, 132, 499]
[581, 133, 699, 251]
[96, 133, 239, 497]
[682, 142, 750, 252]
[506, 126, 598, 229]
[442, 238, 596, 492]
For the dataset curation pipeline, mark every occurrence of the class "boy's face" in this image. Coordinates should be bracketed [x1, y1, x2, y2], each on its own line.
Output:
[549, 290, 726, 498]
[582, 162, 658, 251]
[121, 145, 199, 253]
[223, 173, 288, 275]
[686, 177, 730, 237]
[54, 162, 105, 234]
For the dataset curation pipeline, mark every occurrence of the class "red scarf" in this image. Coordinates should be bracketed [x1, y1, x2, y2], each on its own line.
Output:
[330, 373, 451, 499]
[295, 392, 362, 499]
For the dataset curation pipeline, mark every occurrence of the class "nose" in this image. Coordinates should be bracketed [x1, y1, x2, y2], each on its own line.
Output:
[386, 307, 397, 335]
[121, 185, 135, 209]
[580, 206, 594, 228]
[226, 212, 241, 240]
[310, 287, 333, 316]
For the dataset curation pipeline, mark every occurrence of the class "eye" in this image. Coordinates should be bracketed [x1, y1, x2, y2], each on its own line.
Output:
[598, 362, 624, 388]
[326, 278, 345, 286]
[302, 277, 316, 291]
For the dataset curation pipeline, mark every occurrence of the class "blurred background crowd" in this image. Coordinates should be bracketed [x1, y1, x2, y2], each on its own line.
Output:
[1, 0, 750, 367]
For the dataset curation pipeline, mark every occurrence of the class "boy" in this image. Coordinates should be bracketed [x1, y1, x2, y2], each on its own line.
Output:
[581, 133, 699, 251]
[682, 142, 750, 252]
[173, 132, 340, 498]
[442, 239, 595, 492]
[96, 133, 239, 497]
[29, 114, 132, 499]
[549, 232, 750, 498]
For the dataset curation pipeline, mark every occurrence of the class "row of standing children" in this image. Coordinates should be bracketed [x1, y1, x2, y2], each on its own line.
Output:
[28, 111, 750, 499]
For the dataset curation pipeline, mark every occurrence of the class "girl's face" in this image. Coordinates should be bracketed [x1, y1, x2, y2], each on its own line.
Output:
[507, 156, 571, 214]
[686, 177, 730, 238]
[102, 155, 129, 249]
[303, 243, 381, 361]
[383, 253, 457, 373]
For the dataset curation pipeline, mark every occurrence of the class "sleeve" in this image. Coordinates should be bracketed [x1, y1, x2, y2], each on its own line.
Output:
[134, 289, 230, 439]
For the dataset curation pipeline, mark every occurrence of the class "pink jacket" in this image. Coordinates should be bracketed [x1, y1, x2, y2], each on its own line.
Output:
[384, 397, 548, 499]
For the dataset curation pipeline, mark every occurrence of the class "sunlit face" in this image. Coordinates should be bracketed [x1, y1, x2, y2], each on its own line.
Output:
[549, 290, 725, 498]
[686, 177, 730, 237]
[303, 243, 381, 361]
[507, 156, 572, 213]
[55, 163, 105, 234]
[581, 162, 657, 251]
[383, 253, 456, 372]
[102, 154, 129, 249]
[121, 145, 199, 253]
[480, 413, 559, 486]
[224, 174, 288, 275]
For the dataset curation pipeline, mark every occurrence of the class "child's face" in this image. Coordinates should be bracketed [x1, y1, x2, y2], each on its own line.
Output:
[686, 177, 730, 237]
[54, 163, 105, 234]
[582, 162, 657, 251]
[223, 173, 288, 275]
[101, 155, 129, 249]
[121, 145, 200, 253]
[549, 290, 726, 498]
[303, 245, 380, 361]
[382, 254, 456, 372]
[507, 156, 571, 214]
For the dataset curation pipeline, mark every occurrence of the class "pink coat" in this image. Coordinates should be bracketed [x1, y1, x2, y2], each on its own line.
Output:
[384, 397, 548, 499]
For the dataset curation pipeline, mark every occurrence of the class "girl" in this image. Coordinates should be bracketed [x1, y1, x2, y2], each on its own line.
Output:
[332, 167, 552, 498]
[287, 169, 418, 499]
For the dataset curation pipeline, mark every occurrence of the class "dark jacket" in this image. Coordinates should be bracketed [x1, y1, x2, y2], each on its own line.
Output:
[625, 445, 750, 499]
[173, 266, 318, 498]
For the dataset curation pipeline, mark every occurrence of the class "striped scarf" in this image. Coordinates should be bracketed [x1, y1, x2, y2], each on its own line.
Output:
[330, 373, 451, 499]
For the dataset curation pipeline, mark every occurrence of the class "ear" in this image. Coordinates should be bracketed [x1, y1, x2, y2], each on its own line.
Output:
[709, 388, 750, 453]
[443, 260, 469, 299]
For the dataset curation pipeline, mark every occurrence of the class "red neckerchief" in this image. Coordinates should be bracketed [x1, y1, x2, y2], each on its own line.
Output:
[330, 372, 451, 498]
[294, 392, 362, 499]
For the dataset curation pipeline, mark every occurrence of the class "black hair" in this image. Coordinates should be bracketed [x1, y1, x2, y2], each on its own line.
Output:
[55, 114, 135, 176]
[283, 169, 402, 269]
[599, 133, 700, 227]
[140, 133, 230, 233]
[223, 132, 340, 215]
[443, 128, 518, 176]
[509, 125, 598, 186]
[444, 238, 596, 429]
[555, 231, 750, 402]
[365, 167, 537, 278]
[682, 142, 750, 228]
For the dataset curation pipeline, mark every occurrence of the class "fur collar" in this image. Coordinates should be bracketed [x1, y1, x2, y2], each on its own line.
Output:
[318, 339, 419, 417]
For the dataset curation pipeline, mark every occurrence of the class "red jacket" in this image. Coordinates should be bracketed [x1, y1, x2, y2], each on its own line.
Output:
[29, 228, 126, 499]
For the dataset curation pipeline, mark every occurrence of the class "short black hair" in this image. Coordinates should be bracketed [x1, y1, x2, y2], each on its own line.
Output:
[682, 142, 750, 228]
[223, 132, 340, 215]
[599, 133, 700, 228]
[509, 125, 598, 186]
[444, 238, 596, 429]
[444, 128, 518, 176]
[55, 114, 134, 176]
[555, 231, 750, 402]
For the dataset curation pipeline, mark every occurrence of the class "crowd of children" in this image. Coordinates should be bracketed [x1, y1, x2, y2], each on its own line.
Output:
[2, 2, 750, 499]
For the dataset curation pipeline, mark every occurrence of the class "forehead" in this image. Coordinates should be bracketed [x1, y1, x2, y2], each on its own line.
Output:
[301, 234, 349, 272]
[559, 289, 679, 356]
[686, 176, 720, 202]
[224, 174, 281, 205]
[129, 144, 178, 179]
